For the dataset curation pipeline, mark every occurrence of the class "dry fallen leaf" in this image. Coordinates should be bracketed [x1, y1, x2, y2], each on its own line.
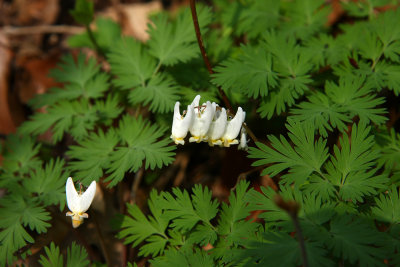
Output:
[101, 1, 162, 41]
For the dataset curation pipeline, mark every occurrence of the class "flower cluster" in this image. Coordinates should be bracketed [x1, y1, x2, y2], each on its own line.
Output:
[171, 95, 248, 149]
[65, 177, 96, 228]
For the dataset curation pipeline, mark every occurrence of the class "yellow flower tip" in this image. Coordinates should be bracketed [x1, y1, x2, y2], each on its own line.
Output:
[189, 136, 200, 143]
[171, 135, 185, 145]
[223, 139, 239, 147]
[209, 139, 222, 146]
[67, 211, 89, 228]
[190, 136, 208, 143]
[72, 218, 83, 228]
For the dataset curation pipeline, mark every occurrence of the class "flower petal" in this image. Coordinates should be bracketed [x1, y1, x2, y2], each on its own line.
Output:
[171, 102, 194, 143]
[66, 177, 79, 213]
[223, 107, 245, 141]
[238, 127, 248, 151]
[207, 106, 227, 141]
[78, 180, 96, 213]
[189, 101, 215, 142]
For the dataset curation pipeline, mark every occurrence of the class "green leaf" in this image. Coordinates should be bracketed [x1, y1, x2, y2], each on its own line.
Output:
[66, 242, 90, 267]
[0, 222, 33, 266]
[248, 118, 328, 186]
[212, 44, 278, 98]
[235, 0, 279, 40]
[326, 123, 388, 202]
[291, 75, 386, 137]
[161, 185, 218, 233]
[24, 158, 66, 209]
[50, 53, 100, 88]
[217, 181, 256, 245]
[151, 248, 215, 267]
[147, 5, 212, 66]
[325, 215, 386, 266]
[105, 115, 175, 187]
[68, 18, 122, 53]
[39, 242, 63, 267]
[70, 0, 94, 25]
[240, 232, 330, 267]
[108, 37, 156, 88]
[118, 190, 169, 256]
[374, 128, 400, 177]
[246, 185, 297, 228]
[0, 195, 50, 266]
[305, 34, 348, 68]
[0, 135, 41, 176]
[372, 185, 400, 224]
[280, 0, 330, 40]
[127, 74, 180, 113]
[29, 54, 108, 108]
[67, 129, 119, 185]
[374, 9, 400, 62]
[290, 92, 350, 137]
[19, 99, 98, 142]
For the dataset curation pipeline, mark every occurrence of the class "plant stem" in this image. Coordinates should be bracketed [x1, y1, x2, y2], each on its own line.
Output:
[189, 0, 262, 147]
[189, 0, 232, 112]
[93, 212, 112, 266]
[274, 195, 308, 267]
[85, 24, 105, 57]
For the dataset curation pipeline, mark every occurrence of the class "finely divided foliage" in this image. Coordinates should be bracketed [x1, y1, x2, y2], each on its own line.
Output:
[1, 0, 400, 266]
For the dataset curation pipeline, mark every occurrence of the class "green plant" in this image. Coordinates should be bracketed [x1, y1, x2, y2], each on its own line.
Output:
[1, 0, 400, 266]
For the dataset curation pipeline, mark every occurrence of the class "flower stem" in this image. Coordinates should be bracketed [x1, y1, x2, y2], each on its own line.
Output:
[189, 0, 232, 112]
[85, 24, 105, 57]
[274, 195, 308, 267]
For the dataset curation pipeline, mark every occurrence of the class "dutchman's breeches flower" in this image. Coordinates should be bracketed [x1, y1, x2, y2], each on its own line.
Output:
[207, 105, 227, 146]
[222, 107, 246, 147]
[189, 96, 215, 143]
[171, 101, 194, 145]
[66, 177, 96, 228]
[170, 94, 247, 148]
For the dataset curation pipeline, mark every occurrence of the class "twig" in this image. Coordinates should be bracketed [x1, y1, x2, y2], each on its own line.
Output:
[2, 25, 84, 35]
[274, 195, 308, 267]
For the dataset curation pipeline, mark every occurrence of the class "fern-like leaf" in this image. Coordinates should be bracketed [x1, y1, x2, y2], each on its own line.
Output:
[248, 118, 328, 185]
[147, 5, 211, 66]
[105, 115, 175, 187]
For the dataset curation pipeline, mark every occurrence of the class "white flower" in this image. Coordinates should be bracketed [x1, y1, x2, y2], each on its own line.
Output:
[189, 95, 215, 143]
[171, 101, 194, 145]
[222, 107, 246, 147]
[66, 177, 96, 228]
[238, 126, 248, 151]
[207, 104, 227, 146]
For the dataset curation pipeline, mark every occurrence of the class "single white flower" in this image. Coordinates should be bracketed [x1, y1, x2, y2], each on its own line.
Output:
[66, 177, 96, 228]
[207, 105, 227, 146]
[189, 95, 215, 143]
[238, 126, 248, 151]
[171, 101, 194, 145]
[222, 107, 246, 147]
